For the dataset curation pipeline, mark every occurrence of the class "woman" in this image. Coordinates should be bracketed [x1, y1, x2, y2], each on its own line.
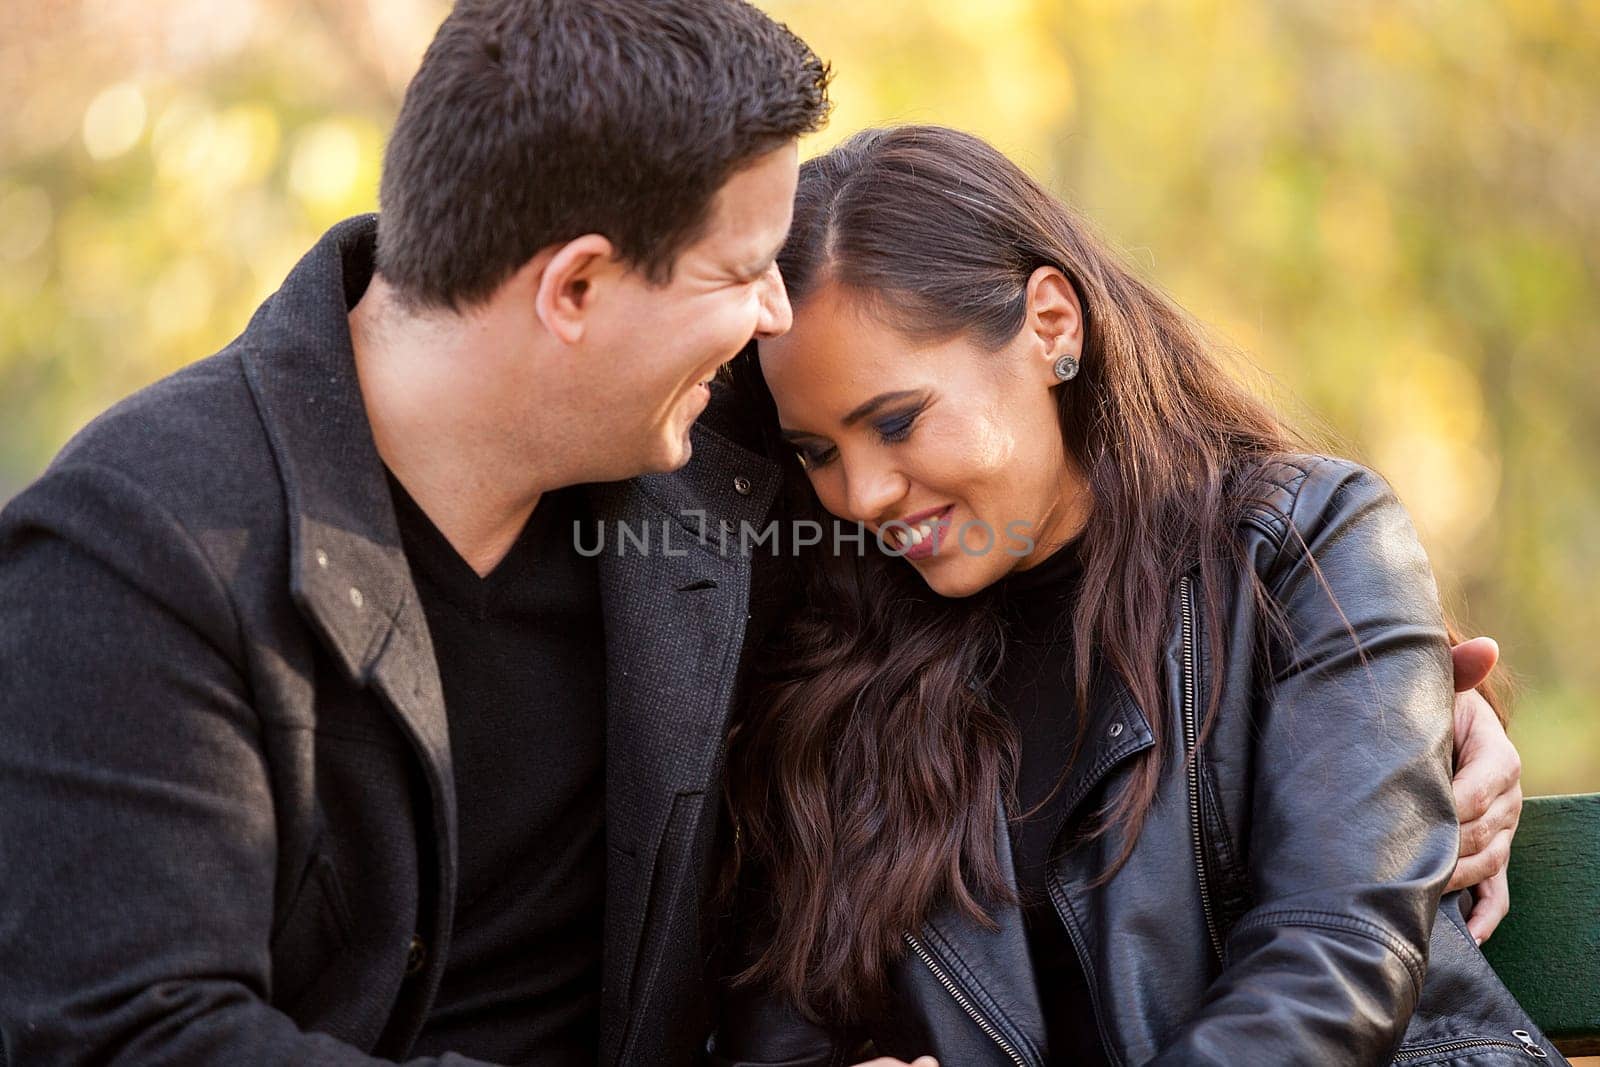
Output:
[713, 126, 1558, 1065]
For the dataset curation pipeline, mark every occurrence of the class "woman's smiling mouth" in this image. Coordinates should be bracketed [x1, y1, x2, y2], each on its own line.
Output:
[883, 505, 955, 559]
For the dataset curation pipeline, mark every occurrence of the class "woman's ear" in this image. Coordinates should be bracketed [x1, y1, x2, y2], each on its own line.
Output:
[1025, 264, 1084, 379]
[533, 233, 617, 345]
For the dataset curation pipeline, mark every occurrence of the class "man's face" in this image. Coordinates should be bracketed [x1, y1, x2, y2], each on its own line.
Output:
[587, 142, 798, 474]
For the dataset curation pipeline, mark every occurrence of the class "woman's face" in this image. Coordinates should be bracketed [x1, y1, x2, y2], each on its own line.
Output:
[759, 272, 1091, 599]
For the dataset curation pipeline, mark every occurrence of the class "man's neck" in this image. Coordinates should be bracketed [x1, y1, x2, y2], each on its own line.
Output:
[349, 276, 572, 577]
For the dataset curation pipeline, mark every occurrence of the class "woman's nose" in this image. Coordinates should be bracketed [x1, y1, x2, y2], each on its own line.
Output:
[840, 454, 908, 524]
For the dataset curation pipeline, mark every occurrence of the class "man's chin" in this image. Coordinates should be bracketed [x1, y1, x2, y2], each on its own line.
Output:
[662, 439, 692, 471]
[640, 427, 694, 474]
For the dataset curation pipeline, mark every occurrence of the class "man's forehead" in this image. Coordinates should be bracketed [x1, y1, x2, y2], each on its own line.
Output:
[699, 206, 791, 277]
[709, 145, 798, 229]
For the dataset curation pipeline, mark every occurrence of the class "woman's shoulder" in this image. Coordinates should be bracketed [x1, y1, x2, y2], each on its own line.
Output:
[1228, 451, 1403, 549]
[1224, 451, 1434, 602]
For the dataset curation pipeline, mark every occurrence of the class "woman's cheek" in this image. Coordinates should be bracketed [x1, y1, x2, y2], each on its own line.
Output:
[966, 416, 1023, 472]
[813, 474, 849, 521]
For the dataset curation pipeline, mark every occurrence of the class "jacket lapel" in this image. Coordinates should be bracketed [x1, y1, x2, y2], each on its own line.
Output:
[589, 422, 780, 1063]
[918, 661, 1156, 1060]
[1043, 665, 1156, 827]
[240, 216, 461, 998]
[918, 802, 1052, 1065]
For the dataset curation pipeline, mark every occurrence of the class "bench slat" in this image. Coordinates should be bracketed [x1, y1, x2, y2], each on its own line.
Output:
[1482, 792, 1600, 1056]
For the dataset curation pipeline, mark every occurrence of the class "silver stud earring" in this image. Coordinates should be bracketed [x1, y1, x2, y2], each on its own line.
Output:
[1053, 354, 1080, 382]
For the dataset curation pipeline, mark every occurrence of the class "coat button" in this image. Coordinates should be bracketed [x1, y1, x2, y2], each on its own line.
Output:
[348, 587, 364, 609]
[732, 475, 752, 496]
[1108, 721, 1124, 737]
[405, 934, 426, 976]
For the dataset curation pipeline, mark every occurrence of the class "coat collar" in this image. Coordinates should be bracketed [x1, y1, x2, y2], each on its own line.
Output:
[239, 217, 464, 999]
[1047, 664, 1156, 825]
[235, 215, 462, 782]
[239, 214, 414, 693]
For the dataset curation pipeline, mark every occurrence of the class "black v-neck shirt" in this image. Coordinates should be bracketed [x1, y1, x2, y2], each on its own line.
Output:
[391, 473, 607, 1065]
[990, 540, 1109, 1066]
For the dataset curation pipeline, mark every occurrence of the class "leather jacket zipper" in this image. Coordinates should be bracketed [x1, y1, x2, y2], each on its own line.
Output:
[1394, 1035, 1548, 1060]
[902, 932, 1032, 1067]
[1181, 574, 1225, 962]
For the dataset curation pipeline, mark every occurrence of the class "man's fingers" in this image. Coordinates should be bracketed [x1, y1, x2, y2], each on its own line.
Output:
[1449, 721, 1521, 893]
[1456, 787, 1524, 863]
[1452, 744, 1520, 825]
[1450, 636, 1499, 692]
[1447, 826, 1514, 893]
[851, 1059, 938, 1067]
[1466, 869, 1511, 944]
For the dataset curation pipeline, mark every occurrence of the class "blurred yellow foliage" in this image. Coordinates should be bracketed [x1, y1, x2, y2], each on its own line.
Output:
[2, 0, 1596, 792]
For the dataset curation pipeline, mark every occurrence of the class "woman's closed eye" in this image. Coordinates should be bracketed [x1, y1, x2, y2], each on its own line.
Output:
[794, 406, 924, 471]
[794, 444, 837, 471]
[874, 406, 922, 443]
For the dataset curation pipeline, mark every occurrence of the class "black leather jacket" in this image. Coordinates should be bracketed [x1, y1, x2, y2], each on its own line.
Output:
[713, 455, 1564, 1066]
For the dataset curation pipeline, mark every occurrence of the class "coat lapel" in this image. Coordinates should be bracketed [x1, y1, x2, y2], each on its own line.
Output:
[918, 661, 1157, 1061]
[240, 217, 460, 1009]
[1042, 665, 1155, 828]
[589, 422, 781, 1062]
[240, 216, 454, 779]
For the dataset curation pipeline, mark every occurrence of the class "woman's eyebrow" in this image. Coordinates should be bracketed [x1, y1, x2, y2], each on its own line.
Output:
[779, 390, 927, 440]
[841, 389, 923, 427]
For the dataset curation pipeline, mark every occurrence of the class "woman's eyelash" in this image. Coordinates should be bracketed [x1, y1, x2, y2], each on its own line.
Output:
[795, 445, 837, 471]
[875, 408, 922, 442]
[793, 406, 923, 471]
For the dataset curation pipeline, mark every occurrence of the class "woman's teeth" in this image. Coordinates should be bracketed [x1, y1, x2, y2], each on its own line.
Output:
[891, 516, 942, 548]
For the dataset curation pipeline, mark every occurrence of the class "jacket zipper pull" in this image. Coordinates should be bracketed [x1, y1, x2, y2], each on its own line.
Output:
[1512, 1030, 1549, 1058]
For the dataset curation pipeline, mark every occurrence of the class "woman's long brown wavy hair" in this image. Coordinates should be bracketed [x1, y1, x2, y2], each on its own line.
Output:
[720, 124, 1489, 1025]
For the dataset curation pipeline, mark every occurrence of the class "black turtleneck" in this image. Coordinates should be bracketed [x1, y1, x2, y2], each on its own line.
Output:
[989, 540, 1109, 1066]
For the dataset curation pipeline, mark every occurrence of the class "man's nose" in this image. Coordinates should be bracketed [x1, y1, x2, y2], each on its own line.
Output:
[753, 263, 793, 340]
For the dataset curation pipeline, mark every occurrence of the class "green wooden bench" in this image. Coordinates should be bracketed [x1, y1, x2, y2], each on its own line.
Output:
[1481, 792, 1600, 1056]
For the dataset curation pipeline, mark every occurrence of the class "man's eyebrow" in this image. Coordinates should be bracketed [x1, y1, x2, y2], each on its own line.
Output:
[841, 390, 923, 428]
[738, 249, 781, 281]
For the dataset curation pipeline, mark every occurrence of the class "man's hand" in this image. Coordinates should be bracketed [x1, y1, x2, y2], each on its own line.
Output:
[851, 1059, 937, 1067]
[1447, 636, 1522, 944]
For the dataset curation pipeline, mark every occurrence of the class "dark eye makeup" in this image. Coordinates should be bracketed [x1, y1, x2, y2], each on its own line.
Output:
[793, 402, 925, 471]
[794, 446, 835, 471]
[874, 407, 921, 442]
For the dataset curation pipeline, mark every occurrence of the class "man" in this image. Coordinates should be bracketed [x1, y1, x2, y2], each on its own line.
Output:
[0, 0, 1519, 1063]
[0, 2, 821, 1063]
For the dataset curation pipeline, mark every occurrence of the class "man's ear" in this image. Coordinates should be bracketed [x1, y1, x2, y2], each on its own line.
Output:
[1025, 265, 1085, 376]
[533, 234, 617, 345]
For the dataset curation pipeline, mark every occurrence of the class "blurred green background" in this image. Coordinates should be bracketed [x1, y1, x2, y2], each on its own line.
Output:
[2, 1, 1596, 793]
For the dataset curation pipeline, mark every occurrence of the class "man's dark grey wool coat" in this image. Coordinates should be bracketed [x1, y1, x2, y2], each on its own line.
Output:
[0, 215, 786, 1065]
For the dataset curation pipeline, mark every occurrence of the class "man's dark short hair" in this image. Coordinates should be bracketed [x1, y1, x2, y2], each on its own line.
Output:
[375, 0, 830, 310]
